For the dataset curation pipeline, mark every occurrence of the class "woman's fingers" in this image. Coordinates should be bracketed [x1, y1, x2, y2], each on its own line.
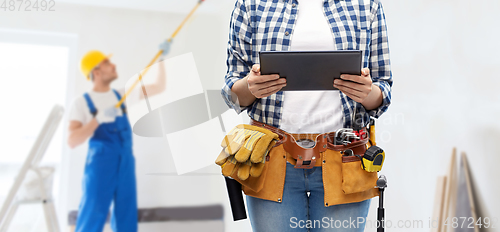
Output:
[361, 68, 370, 76]
[334, 68, 373, 103]
[247, 64, 285, 98]
[258, 82, 287, 98]
[255, 78, 286, 91]
[249, 78, 286, 98]
[334, 79, 371, 94]
[251, 64, 261, 73]
[339, 74, 371, 85]
[336, 85, 361, 98]
[248, 74, 280, 86]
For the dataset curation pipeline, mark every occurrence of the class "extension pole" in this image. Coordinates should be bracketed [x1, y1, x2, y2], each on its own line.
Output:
[115, 0, 206, 108]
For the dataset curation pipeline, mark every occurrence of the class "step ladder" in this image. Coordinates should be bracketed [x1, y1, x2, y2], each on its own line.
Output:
[0, 105, 64, 232]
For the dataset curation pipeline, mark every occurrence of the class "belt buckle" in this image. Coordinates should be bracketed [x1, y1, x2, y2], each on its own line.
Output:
[295, 139, 317, 168]
[289, 134, 328, 169]
[296, 139, 316, 149]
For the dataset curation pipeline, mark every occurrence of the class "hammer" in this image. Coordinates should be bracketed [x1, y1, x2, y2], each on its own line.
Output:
[377, 175, 387, 232]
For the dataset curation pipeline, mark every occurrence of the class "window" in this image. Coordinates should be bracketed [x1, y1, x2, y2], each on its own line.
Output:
[0, 29, 76, 232]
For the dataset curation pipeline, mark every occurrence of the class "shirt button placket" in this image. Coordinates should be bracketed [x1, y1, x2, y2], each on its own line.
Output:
[288, 2, 297, 37]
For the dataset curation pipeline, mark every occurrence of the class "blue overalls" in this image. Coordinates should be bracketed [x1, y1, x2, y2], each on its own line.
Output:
[76, 90, 138, 232]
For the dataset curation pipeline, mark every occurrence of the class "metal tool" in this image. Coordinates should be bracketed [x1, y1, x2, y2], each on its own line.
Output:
[334, 105, 369, 145]
[334, 128, 360, 145]
[376, 175, 387, 232]
[296, 139, 316, 148]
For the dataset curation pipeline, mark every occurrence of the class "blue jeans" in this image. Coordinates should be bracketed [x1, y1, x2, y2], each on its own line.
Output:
[247, 163, 371, 232]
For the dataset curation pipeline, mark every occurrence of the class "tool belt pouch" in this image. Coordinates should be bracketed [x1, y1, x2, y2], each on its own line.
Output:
[215, 124, 279, 193]
[340, 140, 378, 194]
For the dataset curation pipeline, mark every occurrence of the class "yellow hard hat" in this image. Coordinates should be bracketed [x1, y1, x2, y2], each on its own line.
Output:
[80, 50, 112, 80]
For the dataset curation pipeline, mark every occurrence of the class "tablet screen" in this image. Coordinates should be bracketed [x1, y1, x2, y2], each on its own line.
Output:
[259, 50, 362, 91]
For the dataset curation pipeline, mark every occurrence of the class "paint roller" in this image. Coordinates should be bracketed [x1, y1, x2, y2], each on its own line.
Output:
[115, 0, 206, 108]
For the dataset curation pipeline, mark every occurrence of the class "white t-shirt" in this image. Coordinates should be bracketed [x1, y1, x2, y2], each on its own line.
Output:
[69, 88, 125, 125]
[280, 0, 344, 134]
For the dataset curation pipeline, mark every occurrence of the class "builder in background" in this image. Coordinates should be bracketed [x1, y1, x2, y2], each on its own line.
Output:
[67, 41, 172, 232]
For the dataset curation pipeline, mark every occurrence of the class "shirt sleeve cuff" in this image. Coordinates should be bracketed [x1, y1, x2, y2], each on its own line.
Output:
[368, 81, 392, 118]
[221, 76, 251, 114]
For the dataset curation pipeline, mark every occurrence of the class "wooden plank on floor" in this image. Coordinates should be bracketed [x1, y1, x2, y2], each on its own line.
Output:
[431, 175, 447, 232]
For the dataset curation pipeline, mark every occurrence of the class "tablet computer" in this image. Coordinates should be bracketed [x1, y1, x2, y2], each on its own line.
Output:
[259, 50, 362, 91]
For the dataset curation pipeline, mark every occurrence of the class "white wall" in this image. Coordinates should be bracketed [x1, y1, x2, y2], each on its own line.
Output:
[366, 0, 500, 231]
[1, 0, 499, 231]
[0, 29, 77, 231]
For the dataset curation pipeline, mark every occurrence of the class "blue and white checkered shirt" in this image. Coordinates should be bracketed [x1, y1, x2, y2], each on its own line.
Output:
[222, 0, 393, 129]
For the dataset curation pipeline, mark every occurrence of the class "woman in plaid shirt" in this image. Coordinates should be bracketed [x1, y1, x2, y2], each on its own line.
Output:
[222, 0, 392, 231]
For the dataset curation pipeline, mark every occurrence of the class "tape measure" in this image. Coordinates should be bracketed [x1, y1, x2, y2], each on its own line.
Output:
[359, 146, 385, 172]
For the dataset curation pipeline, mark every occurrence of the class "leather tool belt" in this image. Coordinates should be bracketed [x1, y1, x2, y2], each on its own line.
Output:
[250, 119, 369, 169]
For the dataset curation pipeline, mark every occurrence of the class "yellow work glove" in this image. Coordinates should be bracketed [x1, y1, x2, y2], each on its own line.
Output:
[215, 125, 278, 181]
